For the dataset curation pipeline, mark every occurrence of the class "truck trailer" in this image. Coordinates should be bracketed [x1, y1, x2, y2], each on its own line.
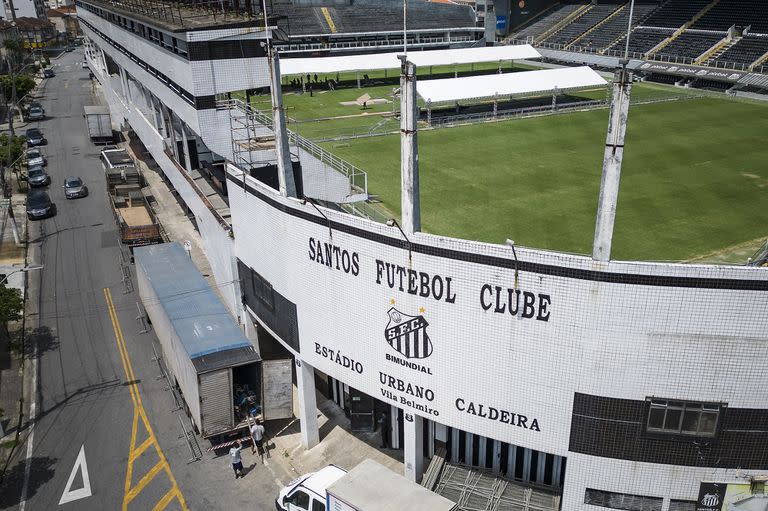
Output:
[84, 105, 113, 144]
[134, 242, 293, 439]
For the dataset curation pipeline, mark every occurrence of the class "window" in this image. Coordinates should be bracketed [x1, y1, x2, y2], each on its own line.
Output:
[646, 399, 721, 437]
[668, 500, 696, 511]
[311, 500, 325, 511]
[287, 490, 310, 510]
[584, 489, 663, 511]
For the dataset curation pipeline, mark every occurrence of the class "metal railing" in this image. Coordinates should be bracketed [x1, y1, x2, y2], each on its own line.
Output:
[220, 99, 369, 195]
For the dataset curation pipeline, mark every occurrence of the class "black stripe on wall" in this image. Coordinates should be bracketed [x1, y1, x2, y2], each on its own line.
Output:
[226, 174, 768, 291]
[188, 40, 266, 61]
[569, 393, 768, 469]
[80, 17, 217, 111]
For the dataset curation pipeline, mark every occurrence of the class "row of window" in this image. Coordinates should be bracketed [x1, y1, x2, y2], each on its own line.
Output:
[80, 18, 196, 107]
[76, 0, 189, 58]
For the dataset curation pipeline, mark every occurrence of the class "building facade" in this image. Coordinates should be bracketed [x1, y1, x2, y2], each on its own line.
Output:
[76, 0, 768, 509]
[227, 166, 768, 510]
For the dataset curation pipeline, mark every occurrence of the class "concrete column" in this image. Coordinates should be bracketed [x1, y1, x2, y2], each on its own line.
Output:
[243, 314, 258, 343]
[434, 423, 447, 445]
[399, 57, 421, 234]
[296, 359, 319, 449]
[268, 50, 297, 198]
[157, 100, 168, 138]
[118, 67, 129, 103]
[592, 66, 633, 262]
[165, 107, 180, 160]
[389, 405, 400, 449]
[180, 123, 194, 172]
[403, 413, 424, 483]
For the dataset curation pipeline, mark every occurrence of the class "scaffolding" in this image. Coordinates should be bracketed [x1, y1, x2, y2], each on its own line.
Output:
[432, 463, 562, 511]
[221, 98, 369, 202]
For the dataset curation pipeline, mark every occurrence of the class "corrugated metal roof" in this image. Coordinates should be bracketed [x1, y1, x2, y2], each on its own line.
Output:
[134, 242, 257, 362]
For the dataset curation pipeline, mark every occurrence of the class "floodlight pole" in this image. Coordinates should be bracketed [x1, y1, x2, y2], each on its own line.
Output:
[624, 0, 636, 60]
[399, 55, 420, 234]
[403, 0, 407, 56]
[263, 0, 297, 198]
[592, 64, 633, 262]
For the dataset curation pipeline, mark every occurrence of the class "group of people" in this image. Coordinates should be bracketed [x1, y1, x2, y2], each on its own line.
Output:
[288, 73, 340, 93]
[228, 419, 267, 479]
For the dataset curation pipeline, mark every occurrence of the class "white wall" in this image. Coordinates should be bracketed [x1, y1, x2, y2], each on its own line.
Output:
[228, 172, 768, 507]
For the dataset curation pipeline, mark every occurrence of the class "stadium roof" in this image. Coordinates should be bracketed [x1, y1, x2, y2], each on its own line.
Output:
[416, 66, 608, 103]
[280, 45, 541, 76]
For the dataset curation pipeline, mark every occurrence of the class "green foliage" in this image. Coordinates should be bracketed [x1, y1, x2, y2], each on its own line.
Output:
[0, 75, 36, 103]
[0, 135, 27, 167]
[0, 283, 23, 325]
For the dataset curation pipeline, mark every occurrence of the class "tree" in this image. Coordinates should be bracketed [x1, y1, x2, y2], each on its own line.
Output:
[0, 283, 23, 326]
[0, 75, 36, 103]
[0, 134, 26, 166]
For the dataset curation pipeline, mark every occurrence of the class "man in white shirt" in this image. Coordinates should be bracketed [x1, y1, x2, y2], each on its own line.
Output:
[229, 441, 244, 479]
[250, 420, 266, 461]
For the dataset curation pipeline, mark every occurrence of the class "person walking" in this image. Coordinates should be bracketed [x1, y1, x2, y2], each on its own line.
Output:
[250, 419, 266, 461]
[229, 441, 245, 479]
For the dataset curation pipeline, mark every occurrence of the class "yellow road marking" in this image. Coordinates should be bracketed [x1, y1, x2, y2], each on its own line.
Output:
[321, 7, 337, 33]
[104, 288, 189, 511]
[130, 436, 154, 463]
[152, 488, 180, 511]
[125, 461, 164, 503]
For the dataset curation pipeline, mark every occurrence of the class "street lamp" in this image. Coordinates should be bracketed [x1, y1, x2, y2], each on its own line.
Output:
[0, 264, 44, 284]
[505, 239, 519, 290]
[387, 218, 412, 264]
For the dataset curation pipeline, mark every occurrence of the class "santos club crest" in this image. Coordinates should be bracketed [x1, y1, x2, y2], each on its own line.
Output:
[385, 308, 433, 359]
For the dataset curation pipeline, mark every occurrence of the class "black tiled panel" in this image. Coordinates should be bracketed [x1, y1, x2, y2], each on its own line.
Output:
[570, 393, 768, 469]
[188, 40, 267, 61]
[238, 259, 301, 353]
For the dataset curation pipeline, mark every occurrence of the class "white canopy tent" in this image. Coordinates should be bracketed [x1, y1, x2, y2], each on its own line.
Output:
[280, 45, 542, 76]
[416, 66, 608, 104]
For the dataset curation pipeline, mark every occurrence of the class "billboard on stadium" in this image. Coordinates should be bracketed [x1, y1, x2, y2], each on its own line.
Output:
[228, 171, 768, 455]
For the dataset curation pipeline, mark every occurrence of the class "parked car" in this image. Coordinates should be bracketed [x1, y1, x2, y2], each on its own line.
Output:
[29, 101, 44, 112]
[25, 128, 46, 146]
[27, 166, 50, 188]
[28, 105, 44, 121]
[26, 190, 55, 220]
[81, 60, 88, 69]
[26, 148, 46, 167]
[276, 465, 347, 511]
[63, 176, 88, 199]
[43, 68, 55, 78]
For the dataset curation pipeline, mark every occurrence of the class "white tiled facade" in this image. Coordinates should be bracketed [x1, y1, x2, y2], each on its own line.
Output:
[228, 169, 768, 511]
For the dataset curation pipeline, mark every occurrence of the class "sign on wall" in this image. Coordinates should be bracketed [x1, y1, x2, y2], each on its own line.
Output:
[697, 483, 726, 511]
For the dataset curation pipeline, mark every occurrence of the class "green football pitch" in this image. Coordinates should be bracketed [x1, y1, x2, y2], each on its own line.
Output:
[255, 81, 768, 263]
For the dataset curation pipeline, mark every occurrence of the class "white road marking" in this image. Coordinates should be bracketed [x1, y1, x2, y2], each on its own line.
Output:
[58, 444, 92, 505]
[18, 344, 37, 511]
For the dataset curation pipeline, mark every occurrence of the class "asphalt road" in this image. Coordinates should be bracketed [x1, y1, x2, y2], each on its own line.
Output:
[0, 51, 294, 511]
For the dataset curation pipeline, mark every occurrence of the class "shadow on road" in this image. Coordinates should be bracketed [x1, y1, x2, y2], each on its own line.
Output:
[22, 326, 59, 359]
[0, 455, 57, 508]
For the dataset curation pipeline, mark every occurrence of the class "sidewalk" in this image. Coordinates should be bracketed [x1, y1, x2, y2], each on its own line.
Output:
[0, 193, 28, 477]
[124, 134, 405, 486]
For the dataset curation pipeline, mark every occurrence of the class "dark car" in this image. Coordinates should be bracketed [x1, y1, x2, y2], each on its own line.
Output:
[43, 68, 55, 78]
[27, 166, 51, 188]
[26, 190, 55, 220]
[25, 128, 46, 146]
[63, 176, 88, 199]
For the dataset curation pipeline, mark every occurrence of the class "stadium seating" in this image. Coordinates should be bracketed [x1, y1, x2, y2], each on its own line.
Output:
[609, 27, 675, 55]
[573, 3, 659, 52]
[713, 35, 768, 65]
[271, 0, 474, 36]
[544, 4, 621, 46]
[654, 31, 725, 59]
[513, 4, 583, 42]
[691, 0, 768, 33]
[642, 0, 711, 29]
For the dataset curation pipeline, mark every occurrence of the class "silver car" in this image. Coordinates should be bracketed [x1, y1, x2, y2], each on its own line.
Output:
[28, 106, 44, 121]
[26, 148, 46, 167]
[27, 166, 50, 187]
[63, 176, 88, 199]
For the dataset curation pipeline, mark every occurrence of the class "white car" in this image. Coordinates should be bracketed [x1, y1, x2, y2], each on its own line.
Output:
[81, 60, 88, 69]
[276, 465, 346, 511]
[26, 148, 46, 167]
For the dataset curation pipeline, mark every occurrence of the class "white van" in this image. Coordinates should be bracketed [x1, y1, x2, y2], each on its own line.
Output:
[276, 465, 347, 511]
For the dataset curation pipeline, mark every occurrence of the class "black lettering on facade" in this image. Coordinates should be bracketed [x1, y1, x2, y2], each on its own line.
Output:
[455, 397, 541, 432]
